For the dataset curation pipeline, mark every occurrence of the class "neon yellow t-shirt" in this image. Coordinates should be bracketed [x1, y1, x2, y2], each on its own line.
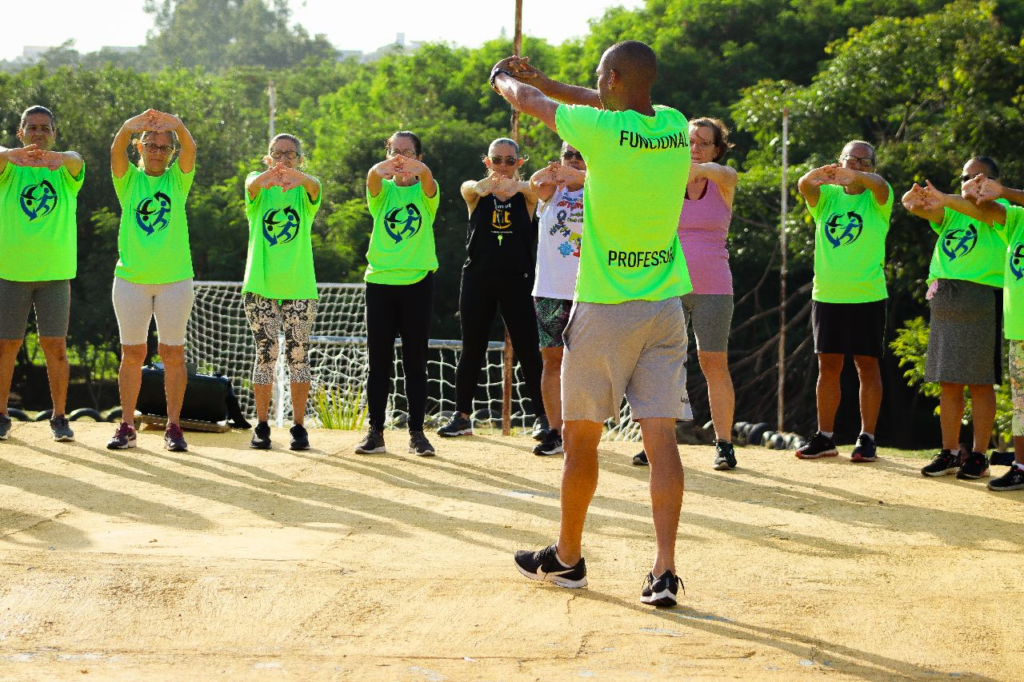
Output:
[364, 179, 440, 286]
[243, 173, 321, 300]
[926, 201, 1009, 287]
[806, 183, 893, 303]
[554, 104, 692, 304]
[112, 162, 195, 284]
[0, 161, 84, 281]
[1000, 206, 1024, 340]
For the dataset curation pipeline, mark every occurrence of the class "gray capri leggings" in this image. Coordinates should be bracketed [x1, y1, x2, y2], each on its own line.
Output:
[0, 278, 71, 339]
[112, 277, 195, 346]
[681, 293, 734, 353]
[243, 293, 318, 385]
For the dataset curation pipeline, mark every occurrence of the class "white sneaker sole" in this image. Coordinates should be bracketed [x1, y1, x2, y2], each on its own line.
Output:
[514, 562, 588, 589]
[409, 446, 436, 457]
[438, 429, 472, 438]
[107, 440, 137, 450]
[355, 446, 386, 454]
[640, 589, 678, 607]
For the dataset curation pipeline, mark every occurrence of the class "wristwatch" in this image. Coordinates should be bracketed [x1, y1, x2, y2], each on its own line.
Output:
[489, 67, 513, 93]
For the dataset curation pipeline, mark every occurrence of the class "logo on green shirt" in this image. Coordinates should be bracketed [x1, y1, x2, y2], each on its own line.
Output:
[135, 192, 172, 235]
[19, 180, 58, 221]
[940, 223, 978, 261]
[383, 203, 422, 243]
[1012, 242, 1024, 282]
[824, 211, 864, 248]
[262, 207, 300, 246]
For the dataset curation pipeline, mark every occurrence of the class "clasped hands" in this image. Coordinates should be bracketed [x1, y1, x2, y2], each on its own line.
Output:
[6, 144, 63, 171]
[475, 172, 522, 200]
[259, 163, 306, 192]
[532, 161, 583, 188]
[124, 109, 181, 135]
[372, 155, 427, 182]
[811, 164, 862, 188]
[903, 175, 1002, 212]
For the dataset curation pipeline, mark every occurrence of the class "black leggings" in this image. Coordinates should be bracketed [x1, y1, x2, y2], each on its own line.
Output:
[365, 273, 434, 431]
[454, 272, 545, 417]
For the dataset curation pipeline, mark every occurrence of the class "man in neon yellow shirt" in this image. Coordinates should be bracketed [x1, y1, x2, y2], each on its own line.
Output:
[492, 41, 691, 607]
[0, 106, 84, 443]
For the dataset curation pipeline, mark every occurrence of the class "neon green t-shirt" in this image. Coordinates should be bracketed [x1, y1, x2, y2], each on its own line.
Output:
[555, 104, 692, 304]
[243, 174, 321, 300]
[364, 179, 440, 286]
[806, 183, 893, 303]
[1000, 206, 1024, 340]
[113, 162, 195, 284]
[0, 161, 84, 281]
[926, 201, 1009, 287]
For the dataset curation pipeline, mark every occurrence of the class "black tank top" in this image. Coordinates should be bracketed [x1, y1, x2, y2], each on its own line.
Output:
[465, 192, 535, 280]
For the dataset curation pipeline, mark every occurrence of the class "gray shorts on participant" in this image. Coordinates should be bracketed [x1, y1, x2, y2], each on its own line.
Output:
[561, 298, 689, 423]
[0, 278, 71, 339]
[681, 293, 733, 352]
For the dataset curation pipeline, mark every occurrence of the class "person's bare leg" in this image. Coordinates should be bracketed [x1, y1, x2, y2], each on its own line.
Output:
[117, 344, 148, 419]
[639, 417, 683, 575]
[0, 338, 23, 414]
[38, 336, 70, 417]
[967, 384, 996, 454]
[938, 382, 966, 451]
[291, 382, 310, 426]
[254, 384, 272, 423]
[853, 355, 882, 434]
[816, 353, 844, 432]
[1015, 437, 1024, 467]
[159, 343, 187, 426]
[697, 350, 734, 441]
[541, 347, 564, 432]
[556, 419, 603, 565]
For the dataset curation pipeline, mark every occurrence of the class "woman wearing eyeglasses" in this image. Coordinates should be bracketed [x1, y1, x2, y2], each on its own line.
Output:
[437, 137, 547, 438]
[107, 109, 197, 452]
[243, 133, 322, 451]
[902, 157, 1007, 480]
[355, 131, 439, 457]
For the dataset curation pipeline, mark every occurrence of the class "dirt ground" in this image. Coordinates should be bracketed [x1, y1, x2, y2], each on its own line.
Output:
[0, 422, 1020, 681]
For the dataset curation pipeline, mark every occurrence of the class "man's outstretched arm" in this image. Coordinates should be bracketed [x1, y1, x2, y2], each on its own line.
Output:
[511, 57, 602, 108]
[491, 61, 560, 134]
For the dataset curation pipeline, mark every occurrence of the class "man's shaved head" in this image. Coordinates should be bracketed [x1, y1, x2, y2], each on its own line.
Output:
[603, 41, 658, 91]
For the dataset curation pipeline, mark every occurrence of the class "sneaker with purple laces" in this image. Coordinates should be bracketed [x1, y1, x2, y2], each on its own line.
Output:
[107, 421, 137, 450]
[164, 423, 188, 452]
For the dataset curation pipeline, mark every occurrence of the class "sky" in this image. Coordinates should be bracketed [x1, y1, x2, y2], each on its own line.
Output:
[1, 0, 646, 62]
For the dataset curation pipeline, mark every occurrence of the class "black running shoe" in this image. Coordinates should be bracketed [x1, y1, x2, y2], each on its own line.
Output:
[514, 544, 587, 588]
[533, 429, 563, 456]
[921, 450, 959, 477]
[354, 427, 386, 454]
[795, 432, 837, 459]
[988, 465, 1024, 492]
[0, 413, 11, 440]
[640, 569, 682, 607]
[164, 423, 188, 452]
[408, 430, 435, 457]
[250, 421, 271, 450]
[289, 423, 310, 451]
[955, 451, 990, 480]
[632, 449, 649, 466]
[850, 433, 877, 463]
[532, 415, 550, 441]
[107, 421, 137, 450]
[50, 415, 74, 442]
[713, 440, 737, 470]
[437, 413, 473, 438]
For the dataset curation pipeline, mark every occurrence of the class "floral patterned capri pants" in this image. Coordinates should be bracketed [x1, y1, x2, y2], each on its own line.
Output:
[1011, 339, 1024, 437]
[243, 293, 318, 385]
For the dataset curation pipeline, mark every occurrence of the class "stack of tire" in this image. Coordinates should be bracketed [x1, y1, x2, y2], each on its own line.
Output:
[732, 421, 806, 451]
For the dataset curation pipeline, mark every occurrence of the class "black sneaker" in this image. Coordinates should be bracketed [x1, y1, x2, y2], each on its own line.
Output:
[354, 427, 386, 454]
[50, 415, 74, 442]
[632, 449, 649, 466]
[795, 432, 837, 459]
[437, 413, 473, 438]
[532, 415, 550, 441]
[533, 429, 563, 456]
[107, 421, 137, 450]
[0, 413, 11, 440]
[921, 450, 959, 477]
[513, 544, 587, 588]
[250, 421, 271, 449]
[713, 440, 736, 470]
[955, 451, 990, 480]
[164, 423, 188, 452]
[640, 569, 682, 607]
[289, 423, 310, 451]
[988, 465, 1024, 491]
[408, 430, 435, 457]
[850, 433, 877, 463]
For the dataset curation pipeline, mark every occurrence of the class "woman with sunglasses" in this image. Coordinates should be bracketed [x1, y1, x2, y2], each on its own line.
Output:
[355, 131, 439, 457]
[902, 157, 1006, 480]
[437, 138, 547, 438]
[243, 133, 322, 451]
[107, 109, 197, 452]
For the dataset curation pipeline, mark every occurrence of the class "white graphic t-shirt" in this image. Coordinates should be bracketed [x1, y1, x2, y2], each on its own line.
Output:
[533, 186, 584, 300]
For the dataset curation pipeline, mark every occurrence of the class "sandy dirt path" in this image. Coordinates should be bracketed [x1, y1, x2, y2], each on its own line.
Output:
[0, 422, 1020, 680]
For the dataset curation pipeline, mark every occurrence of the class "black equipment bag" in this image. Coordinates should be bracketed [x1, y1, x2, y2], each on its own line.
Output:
[137, 365, 251, 429]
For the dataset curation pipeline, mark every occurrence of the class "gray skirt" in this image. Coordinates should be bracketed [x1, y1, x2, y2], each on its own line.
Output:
[925, 279, 1002, 385]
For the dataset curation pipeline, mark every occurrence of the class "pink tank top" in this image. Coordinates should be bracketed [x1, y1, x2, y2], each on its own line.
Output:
[677, 178, 733, 295]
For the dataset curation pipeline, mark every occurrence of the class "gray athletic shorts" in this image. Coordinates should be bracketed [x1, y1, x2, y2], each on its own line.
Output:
[112, 277, 195, 346]
[561, 298, 689, 422]
[681, 293, 733, 353]
[0, 278, 70, 339]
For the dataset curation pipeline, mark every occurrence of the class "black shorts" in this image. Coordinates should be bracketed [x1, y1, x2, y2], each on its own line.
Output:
[812, 299, 887, 358]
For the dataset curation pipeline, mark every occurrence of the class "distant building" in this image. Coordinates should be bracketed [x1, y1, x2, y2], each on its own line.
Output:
[336, 33, 424, 64]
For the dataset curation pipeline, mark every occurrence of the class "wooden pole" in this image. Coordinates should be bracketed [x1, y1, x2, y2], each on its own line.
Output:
[268, 80, 276, 141]
[777, 107, 789, 433]
[502, 0, 524, 436]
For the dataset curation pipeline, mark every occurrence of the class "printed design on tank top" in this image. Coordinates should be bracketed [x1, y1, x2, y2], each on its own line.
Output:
[19, 179, 58, 221]
[823, 210, 863, 248]
[940, 222, 978, 261]
[1011, 241, 1024, 282]
[383, 203, 423, 244]
[550, 194, 583, 258]
[135, 192, 172, 235]
[262, 206, 300, 246]
[491, 198, 513, 245]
